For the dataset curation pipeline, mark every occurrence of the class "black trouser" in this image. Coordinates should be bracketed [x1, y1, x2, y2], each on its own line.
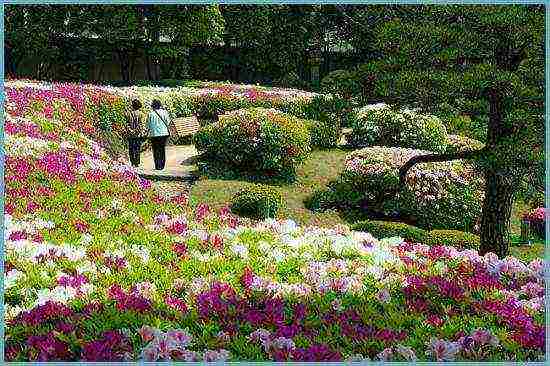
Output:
[150, 136, 168, 170]
[128, 137, 144, 167]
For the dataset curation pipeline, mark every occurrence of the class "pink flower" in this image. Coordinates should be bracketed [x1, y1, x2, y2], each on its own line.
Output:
[426, 315, 444, 327]
[426, 338, 461, 361]
[138, 325, 159, 343]
[195, 203, 210, 222]
[471, 328, 499, 347]
[26, 201, 40, 213]
[168, 221, 187, 235]
[165, 295, 188, 313]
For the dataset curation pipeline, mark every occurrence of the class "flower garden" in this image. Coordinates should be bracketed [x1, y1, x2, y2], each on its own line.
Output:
[3, 79, 546, 362]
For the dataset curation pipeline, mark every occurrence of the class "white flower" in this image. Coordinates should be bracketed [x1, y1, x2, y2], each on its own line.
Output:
[4, 269, 24, 290]
[271, 249, 286, 263]
[77, 260, 98, 275]
[231, 244, 249, 259]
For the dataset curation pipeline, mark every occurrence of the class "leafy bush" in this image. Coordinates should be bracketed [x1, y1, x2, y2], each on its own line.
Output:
[351, 220, 428, 242]
[231, 184, 283, 220]
[425, 229, 481, 250]
[320, 69, 361, 99]
[304, 189, 339, 212]
[326, 147, 484, 231]
[194, 108, 311, 179]
[349, 106, 449, 153]
[307, 119, 341, 149]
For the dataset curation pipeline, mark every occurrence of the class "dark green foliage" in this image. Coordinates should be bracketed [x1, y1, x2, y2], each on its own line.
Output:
[425, 229, 481, 250]
[231, 184, 283, 220]
[304, 189, 339, 212]
[352, 220, 428, 243]
[320, 69, 361, 99]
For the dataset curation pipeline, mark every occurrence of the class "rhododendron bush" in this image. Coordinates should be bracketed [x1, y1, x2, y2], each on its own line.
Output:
[321, 146, 484, 231]
[3, 80, 545, 362]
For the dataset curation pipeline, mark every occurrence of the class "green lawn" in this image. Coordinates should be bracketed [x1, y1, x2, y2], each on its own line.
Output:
[189, 147, 545, 261]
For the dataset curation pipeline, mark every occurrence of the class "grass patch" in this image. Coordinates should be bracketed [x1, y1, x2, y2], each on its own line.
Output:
[190, 148, 349, 227]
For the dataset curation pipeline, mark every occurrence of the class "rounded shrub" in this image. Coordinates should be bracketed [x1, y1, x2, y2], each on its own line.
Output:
[231, 184, 283, 220]
[351, 220, 428, 243]
[194, 108, 311, 179]
[425, 229, 481, 250]
[328, 146, 484, 231]
[349, 106, 449, 153]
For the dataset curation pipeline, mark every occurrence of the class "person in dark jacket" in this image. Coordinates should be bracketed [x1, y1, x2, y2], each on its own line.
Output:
[147, 99, 171, 170]
[125, 99, 147, 167]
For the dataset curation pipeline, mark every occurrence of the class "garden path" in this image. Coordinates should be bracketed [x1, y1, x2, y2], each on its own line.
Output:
[136, 144, 198, 183]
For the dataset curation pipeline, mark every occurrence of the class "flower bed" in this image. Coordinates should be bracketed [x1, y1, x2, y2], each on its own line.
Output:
[3, 80, 546, 362]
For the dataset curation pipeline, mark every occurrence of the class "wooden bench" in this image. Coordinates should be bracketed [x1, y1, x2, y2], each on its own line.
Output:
[172, 116, 200, 137]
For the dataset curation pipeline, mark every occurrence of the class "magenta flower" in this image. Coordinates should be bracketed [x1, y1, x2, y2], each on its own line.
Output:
[165, 295, 188, 313]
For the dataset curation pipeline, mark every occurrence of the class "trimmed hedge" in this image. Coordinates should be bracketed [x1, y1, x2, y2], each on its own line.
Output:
[349, 106, 449, 153]
[231, 184, 283, 220]
[194, 108, 311, 179]
[351, 220, 428, 243]
[425, 229, 481, 250]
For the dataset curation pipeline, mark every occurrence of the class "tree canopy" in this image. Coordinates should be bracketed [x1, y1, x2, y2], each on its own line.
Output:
[359, 4, 544, 257]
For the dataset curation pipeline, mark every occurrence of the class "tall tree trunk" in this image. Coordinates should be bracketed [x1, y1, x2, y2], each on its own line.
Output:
[146, 54, 153, 80]
[117, 51, 130, 82]
[478, 86, 514, 257]
[478, 171, 514, 257]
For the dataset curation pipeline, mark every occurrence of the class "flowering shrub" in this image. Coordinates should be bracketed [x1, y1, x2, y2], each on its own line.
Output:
[522, 207, 547, 239]
[326, 147, 484, 231]
[3, 80, 545, 362]
[446, 134, 485, 154]
[231, 184, 283, 220]
[349, 106, 449, 153]
[194, 108, 311, 179]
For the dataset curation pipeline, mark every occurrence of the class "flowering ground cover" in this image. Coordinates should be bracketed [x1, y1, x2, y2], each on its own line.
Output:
[3, 80, 546, 362]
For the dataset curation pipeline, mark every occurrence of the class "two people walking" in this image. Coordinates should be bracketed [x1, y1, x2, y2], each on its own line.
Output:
[125, 99, 172, 170]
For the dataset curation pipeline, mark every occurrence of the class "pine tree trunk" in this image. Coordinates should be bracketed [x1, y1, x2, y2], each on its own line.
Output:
[478, 171, 514, 257]
[478, 86, 515, 258]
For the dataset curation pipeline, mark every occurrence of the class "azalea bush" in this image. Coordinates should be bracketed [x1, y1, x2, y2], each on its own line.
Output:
[194, 108, 311, 179]
[349, 106, 449, 153]
[320, 147, 484, 231]
[3, 79, 546, 362]
[446, 134, 485, 154]
[522, 207, 547, 239]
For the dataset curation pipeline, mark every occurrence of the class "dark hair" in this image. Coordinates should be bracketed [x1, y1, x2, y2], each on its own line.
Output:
[151, 99, 162, 110]
[132, 99, 142, 110]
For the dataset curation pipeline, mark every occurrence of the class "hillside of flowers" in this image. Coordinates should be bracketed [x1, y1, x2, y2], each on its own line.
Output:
[3, 80, 546, 362]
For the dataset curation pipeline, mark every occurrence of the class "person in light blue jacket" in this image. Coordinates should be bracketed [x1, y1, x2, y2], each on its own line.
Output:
[147, 99, 171, 170]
